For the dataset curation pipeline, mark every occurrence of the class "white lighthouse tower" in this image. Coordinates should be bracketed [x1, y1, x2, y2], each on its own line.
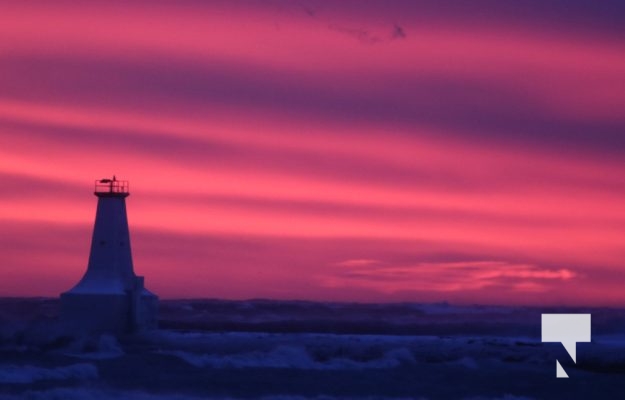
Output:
[61, 177, 158, 334]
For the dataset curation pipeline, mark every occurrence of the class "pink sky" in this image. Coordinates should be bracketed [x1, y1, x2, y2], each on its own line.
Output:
[1, 1, 624, 305]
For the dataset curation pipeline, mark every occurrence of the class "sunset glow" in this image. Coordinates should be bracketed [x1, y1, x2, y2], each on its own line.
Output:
[1, 1, 624, 305]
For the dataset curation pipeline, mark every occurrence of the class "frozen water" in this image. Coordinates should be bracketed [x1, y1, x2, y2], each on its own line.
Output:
[1, 298, 624, 399]
[0, 363, 97, 384]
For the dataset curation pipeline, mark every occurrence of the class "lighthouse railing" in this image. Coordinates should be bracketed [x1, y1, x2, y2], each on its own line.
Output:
[94, 179, 129, 194]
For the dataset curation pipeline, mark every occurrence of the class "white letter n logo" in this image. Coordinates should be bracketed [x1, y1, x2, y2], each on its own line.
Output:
[541, 314, 591, 378]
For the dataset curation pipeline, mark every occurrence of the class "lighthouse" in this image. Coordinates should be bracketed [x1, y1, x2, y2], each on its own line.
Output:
[61, 177, 158, 334]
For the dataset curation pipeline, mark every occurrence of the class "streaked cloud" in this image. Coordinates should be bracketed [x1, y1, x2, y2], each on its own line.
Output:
[0, 0, 623, 305]
[324, 260, 576, 293]
[335, 259, 381, 268]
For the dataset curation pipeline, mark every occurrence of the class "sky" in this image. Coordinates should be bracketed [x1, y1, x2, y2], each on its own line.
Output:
[0, 0, 624, 305]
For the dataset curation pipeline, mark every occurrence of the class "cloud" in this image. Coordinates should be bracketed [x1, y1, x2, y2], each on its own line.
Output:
[334, 259, 380, 267]
[328, 22, 406, 43]
[391, 24, 406, 39]
[322, 261, 577, 294]
[327, 24, 382, 44]
[0, 1, 623, 305]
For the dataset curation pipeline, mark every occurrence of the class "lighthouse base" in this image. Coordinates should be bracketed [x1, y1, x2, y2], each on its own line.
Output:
[60, 289, 158, 335]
